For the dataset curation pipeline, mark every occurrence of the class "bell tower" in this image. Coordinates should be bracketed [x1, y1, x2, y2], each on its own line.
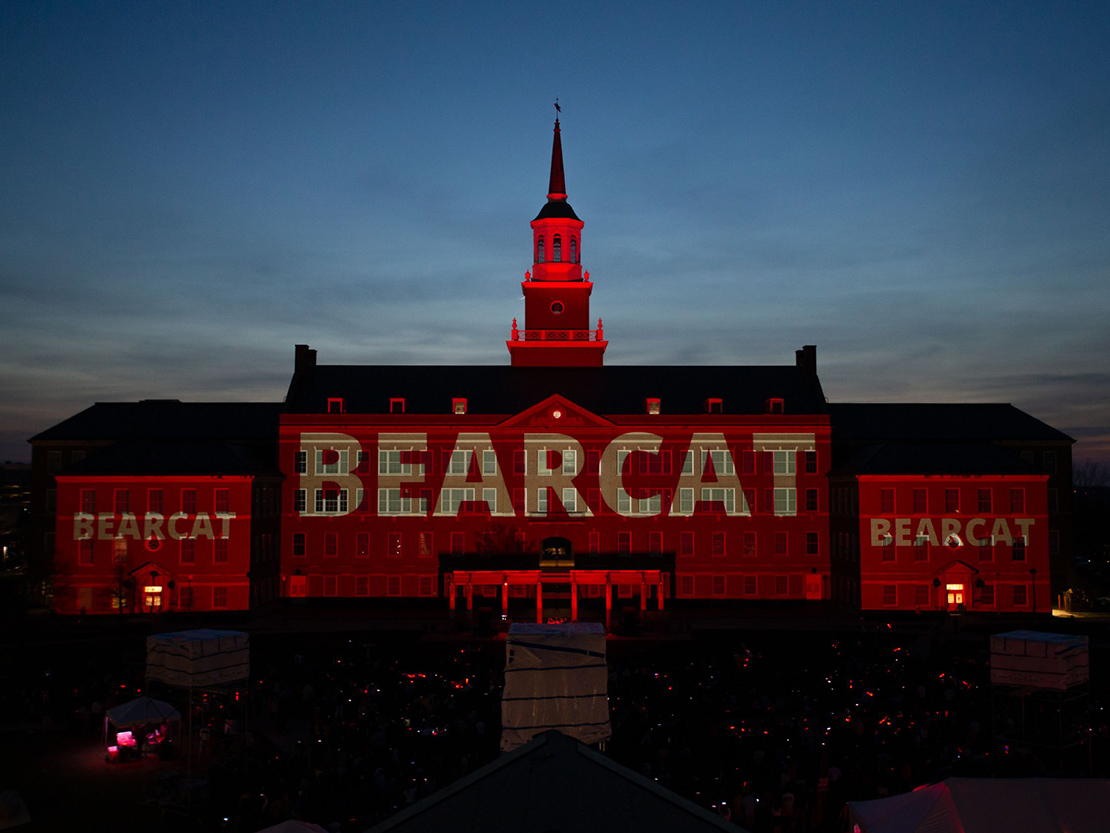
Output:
[508, 113, 607, 367]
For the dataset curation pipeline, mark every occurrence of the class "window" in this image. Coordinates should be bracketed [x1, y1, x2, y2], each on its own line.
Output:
[914, 537, 929, 562]
[562, 488, 577, 514]
[680, 531, 694, 558]
[378, 488, 412, 515]
[180, 489, 196, 514]
[214, 539, 228, 563]
[482, 488, 498, 513]
[775, 576, 789, 595]
[648, 531, 662, 554]
[295, 490, 307, 513]
[712, 532, 726, 557]
[80, 489, 96, 514]
[389, 397, 405, 414]
[1043, 451, 1057, 474]
[387, 533, 402, 558]
[979, 538, 994, 562]
[1009, 488, 1025, 513]
[805, 488, 818, 512]
[915, 585, 929, 607]
[213, 587, 228, 609]
[452, 398, 467, 415]
[639, 494, 662, 514]
[323, 576, 337, 597]
[570, 236, 577, 263]
[712, 576, 726, 596]
[705, 449, 735, 475]
[316, 449, 349, 476]
[447, 450, 469, 475]
[743, 532, 756, 556]
[589, 531, 600, 555]
[378, 449, 412, 476]
[47, 450, 62, 472]
[744, 576, 757, 595]
[679, 488, 694, 514]
[1013, 585, 1027, 606]
[883, 585, 897, 606]
[981, 584, 995, 606]
[552, 234, 562, 262]
[705, 398, 722, 414]
[646, 398, 661, 414]
[295, 451, 307, 474]
[536, 489, 548, 515]
[148, 489, 163, 515]
[451, 532, 465, 555]
[977, 489, 992, 513]
[325, 532, 338, 557]
[181, 539, 196, 564]
[387, 576, 402, 596]
[292, 533, 306, 557]
[944, 488, 960, 513]
[536, 235, 544, 263]
[880, 488, 895, 514]
[562, 449, 577, 476]
[586, 449, 600, 475]
[617, 490, 632, 515]
[773, 488, 796, 515]
[1011, 536, 1026, 562]
[316, 488, 348, 514]
[419, 532, 434, 557]
[479, 450, 498, 476]
[772, 450, 795, 475]
[356, 532, 370, 558]
[912, 488, 927, 513]
[79, 539, 94, 565]
[775, 532, 788, 556]
[419, 576, 435, 597]
[766, 398, 785, 414]
[702, 487, 735, 513]
[112, 538, 127, 564]
[618, 532, 631, 554]
[513, 450, 527, 475]
[804, 450, 818, 474]
[881, 537, 895, 561]
[114, 489, 131, 514]
[356, 450, 370, 473]
[806, 532, 819, 555]
[327, 397, 345, 414]
[215, 489, 229, 514]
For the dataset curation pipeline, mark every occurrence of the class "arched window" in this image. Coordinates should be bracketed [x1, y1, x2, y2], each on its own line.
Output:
[570, 236, 577, 263]
[553, 235, 562, 262]
[537, 236, 544, 263]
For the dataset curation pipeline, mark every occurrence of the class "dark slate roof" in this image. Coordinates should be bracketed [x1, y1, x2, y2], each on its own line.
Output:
[368, 729, 743, 833]
[828, 403, 1072, 443]
[534, 198, 581, 221]
[31, 402, 282, 443]
[61, 442, 280, 477]
[284, 364, 827, 416]
[832, 442, 1040, 477]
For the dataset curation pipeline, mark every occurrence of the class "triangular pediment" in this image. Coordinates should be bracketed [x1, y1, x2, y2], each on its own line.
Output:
[129, 560, 175, 581]
[498, 394, 614, 429]
[935, 559, 979, 577]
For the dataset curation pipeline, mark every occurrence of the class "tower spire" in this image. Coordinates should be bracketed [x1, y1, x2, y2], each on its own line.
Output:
[548, 114, 567, 199]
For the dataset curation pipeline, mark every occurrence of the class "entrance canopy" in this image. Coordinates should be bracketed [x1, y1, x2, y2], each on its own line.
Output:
[849, 778, 1110, 833]
[105, 695, 181, 728]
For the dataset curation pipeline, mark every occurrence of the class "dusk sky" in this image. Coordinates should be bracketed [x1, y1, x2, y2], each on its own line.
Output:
[3, 1, 1108, 465]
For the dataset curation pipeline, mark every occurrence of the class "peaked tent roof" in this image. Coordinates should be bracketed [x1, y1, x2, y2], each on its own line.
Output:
[368, 729, 745, 833]
[105, 696, 181, 728]
[848, 777, 1110, 833]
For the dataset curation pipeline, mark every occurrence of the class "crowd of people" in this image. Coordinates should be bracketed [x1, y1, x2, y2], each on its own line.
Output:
[0, 621, 1106, 832]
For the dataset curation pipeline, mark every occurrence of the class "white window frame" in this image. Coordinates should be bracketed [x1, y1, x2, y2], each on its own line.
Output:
[378, 488, 413, 515]
[378, 449, 412, 476]
[562, 488, 577, 514]
[482, 488, 497, 512]
[679, 488, 694, 514]
[773, 487, 797, 515]
[316, 449, 349, 476]
[482, 450, 498, 475]
[772, 449, 795, 475]
[700, 487, 735, 513]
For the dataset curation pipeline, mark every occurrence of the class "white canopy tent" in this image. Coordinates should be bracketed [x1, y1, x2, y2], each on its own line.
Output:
[146, 628, 249, 688]
[102, 696, 181, 744]
[848, 777, 1110, 833]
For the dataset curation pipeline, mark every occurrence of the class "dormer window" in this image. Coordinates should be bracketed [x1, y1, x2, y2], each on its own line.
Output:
[766, 398, 785, 414]
[389, 397, 405, 414]
[553, 234, 562, 262]
[537, 235, 544, 263]
[570, 236, 577, 263]
[327, 397, 345, 414]
[452, 398, 467, 415]
[646, 398, 661, 415]
[705, 398, 723, 414]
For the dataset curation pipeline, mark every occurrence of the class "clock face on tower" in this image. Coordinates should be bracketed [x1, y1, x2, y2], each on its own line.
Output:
[550, 302, 564, 314]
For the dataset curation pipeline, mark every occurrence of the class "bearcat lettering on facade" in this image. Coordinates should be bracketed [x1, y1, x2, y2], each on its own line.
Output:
[870, 516, 1035, 547]
[294, 430, 816, 519]
[72, 512, 236, 541]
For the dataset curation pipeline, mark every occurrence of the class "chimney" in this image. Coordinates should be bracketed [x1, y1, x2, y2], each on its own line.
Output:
[795, 345, 816, 376]
[295, 344, 317, 374]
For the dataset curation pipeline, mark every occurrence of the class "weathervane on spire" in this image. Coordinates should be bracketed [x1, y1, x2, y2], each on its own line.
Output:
[554, 98, 561, 121]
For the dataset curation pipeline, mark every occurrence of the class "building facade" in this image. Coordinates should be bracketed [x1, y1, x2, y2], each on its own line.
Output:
[31, 118, 1072, 618]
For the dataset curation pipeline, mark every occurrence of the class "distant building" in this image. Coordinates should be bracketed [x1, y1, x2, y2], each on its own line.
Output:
[30, 119, 1073, 617]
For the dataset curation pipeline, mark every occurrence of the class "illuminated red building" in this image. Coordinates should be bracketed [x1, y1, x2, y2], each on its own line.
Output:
[31, 118, 1073, 619]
